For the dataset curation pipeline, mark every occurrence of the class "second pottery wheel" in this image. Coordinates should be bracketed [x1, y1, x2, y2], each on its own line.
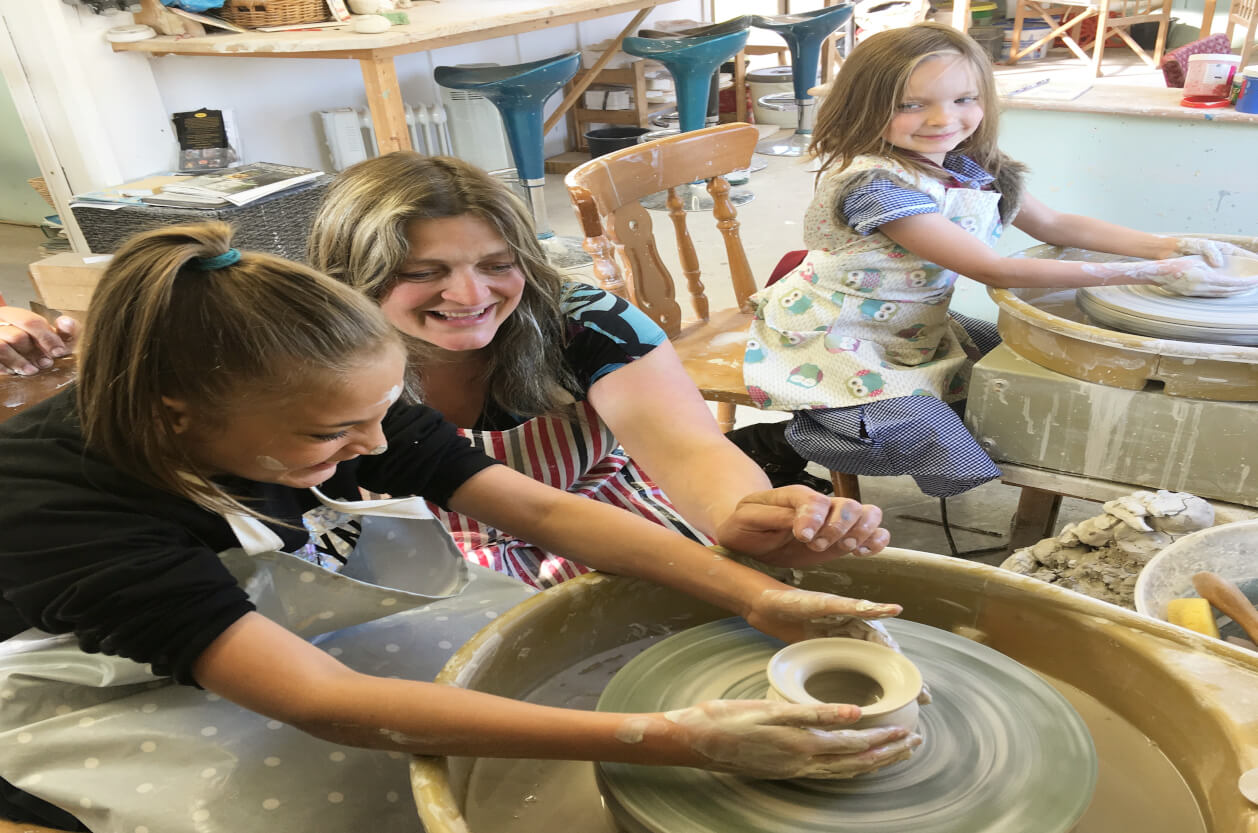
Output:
[596, 618, 1096, 833]
[1077, 284, 1258, 346]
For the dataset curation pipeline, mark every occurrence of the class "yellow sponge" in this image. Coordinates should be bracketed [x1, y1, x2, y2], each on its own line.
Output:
[1167, 598, 1220, 639]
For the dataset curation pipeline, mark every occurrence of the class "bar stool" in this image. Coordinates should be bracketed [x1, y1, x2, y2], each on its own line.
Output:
[639, 16, 767, 180]
[435, 52, 591, 269]
[621, 28, 750, 212]
[751, 5, 854, 157]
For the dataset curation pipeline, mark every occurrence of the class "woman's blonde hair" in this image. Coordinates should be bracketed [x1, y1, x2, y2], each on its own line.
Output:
[811, 22, 1010, 182]
[77, 221, 401, 517]
[307, 153, 574, 417]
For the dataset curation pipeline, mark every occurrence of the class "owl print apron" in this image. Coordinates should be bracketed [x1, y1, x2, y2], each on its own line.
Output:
[744, 155, 1002, 413]
[0, 490, 535, 833]
[427, 400, 711, 589]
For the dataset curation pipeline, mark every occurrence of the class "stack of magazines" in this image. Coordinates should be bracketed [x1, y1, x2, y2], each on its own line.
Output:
[139, 162, 323, 208]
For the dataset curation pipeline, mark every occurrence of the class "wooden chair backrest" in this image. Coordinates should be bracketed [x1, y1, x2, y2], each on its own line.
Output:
[564, 122, 760, 339]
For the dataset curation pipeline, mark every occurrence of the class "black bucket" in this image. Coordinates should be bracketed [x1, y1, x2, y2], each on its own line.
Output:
[585, 127, 651, 158]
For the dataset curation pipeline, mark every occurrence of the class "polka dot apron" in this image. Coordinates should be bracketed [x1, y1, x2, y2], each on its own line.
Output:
[744, 155, 1002, 412]
[0, 489, 535, 833]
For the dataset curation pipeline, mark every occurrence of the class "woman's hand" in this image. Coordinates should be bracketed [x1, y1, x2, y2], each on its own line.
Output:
[714, 487, 890, 567]
[0, 307, 76, 375]
[662, 699, 921, 779]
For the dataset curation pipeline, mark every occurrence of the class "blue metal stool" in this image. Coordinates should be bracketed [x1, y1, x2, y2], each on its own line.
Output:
[638, 17, 767, 180]
[751, 5, 854, 157]
[435, 52, 591, 268]
[622, 28, 752, 212]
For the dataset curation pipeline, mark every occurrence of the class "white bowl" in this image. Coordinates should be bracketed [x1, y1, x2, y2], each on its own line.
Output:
[765, 638, 922, 730]
[1134, 520, 1258, 626]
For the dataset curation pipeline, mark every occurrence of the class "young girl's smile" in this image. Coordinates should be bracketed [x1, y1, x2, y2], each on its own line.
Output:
[381, 214, 526, 355]
[884, 52, 983, 164]
[167, 346, 406, 489]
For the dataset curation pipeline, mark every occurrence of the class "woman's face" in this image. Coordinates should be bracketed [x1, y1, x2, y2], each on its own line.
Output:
[167, 345, 406, 489]
[379, 214, 527, 354]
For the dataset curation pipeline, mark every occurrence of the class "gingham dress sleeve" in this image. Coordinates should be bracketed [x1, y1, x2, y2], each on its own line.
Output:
[840, 177, 939, 236]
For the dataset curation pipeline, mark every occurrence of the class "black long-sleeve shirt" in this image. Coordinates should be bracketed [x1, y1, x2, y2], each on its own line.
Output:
[0, 388, 497, 684]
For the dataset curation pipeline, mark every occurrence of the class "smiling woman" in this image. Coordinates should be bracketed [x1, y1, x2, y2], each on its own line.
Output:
[308, 153, 894, 589]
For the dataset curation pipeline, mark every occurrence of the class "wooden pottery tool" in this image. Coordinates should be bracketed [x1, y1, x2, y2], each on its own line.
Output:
[1192, 571, 1258, 646]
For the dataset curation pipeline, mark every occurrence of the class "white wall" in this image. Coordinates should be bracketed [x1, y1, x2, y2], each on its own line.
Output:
[139, 1, 703, 172]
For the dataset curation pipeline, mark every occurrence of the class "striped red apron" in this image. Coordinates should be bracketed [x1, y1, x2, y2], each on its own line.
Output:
[426, 400, 711, 589]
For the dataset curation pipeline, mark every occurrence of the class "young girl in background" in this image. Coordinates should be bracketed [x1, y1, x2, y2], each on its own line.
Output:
[745, 22, 1257, 499]
[0, 223, 918, 833]
[308, 154, 887, 588]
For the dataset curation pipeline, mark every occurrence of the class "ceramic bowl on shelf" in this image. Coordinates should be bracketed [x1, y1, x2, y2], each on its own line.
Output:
[766, 637, 923, 730]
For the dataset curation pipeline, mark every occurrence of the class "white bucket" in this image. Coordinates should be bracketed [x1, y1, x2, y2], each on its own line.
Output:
[1001, 22, 1054, 62]
[748, 66, 796, 127]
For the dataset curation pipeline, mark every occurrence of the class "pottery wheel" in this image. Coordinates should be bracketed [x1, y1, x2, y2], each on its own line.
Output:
[596, 618, 1096, 833]
[1076, 285, 1258, 346]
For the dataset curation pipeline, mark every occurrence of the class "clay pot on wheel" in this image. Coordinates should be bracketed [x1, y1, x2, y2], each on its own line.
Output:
[766, 638, 922, 730]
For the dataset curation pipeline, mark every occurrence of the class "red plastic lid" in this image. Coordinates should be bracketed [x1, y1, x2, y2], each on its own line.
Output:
[1180, 94, 1232, 108]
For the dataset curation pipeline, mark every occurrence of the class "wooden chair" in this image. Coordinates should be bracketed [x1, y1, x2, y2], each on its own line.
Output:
[1008, 0, 1174, 76]
[1200, 0, 1258, 68]
[563, 122, 861, 500]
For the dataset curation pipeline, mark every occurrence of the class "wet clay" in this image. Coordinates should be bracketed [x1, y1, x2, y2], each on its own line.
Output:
[1002, 490, 1215, 608]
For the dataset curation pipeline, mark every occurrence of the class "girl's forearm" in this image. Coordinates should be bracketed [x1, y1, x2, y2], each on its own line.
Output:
[450, 467, 784, 614]
[1025, 212, 1177, 260]
[301, 675, 695, 765]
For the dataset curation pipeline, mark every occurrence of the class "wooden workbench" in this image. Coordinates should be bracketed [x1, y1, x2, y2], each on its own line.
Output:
[112, 0, 677, 155]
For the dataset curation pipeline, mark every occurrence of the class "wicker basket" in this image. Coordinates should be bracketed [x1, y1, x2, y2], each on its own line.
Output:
[216, 0, 330, 28]
[71, 176, 332, 260]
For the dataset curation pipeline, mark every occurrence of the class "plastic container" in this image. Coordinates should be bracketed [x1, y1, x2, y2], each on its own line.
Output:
[584, 126, 651, 158]
[747, 66, 796, 127]
[1184, 53, 1241, 99]
[1134, 520, 1258, 637]
[969, 26, 1005, 62]
[1236, 66, 1258, 114]
[1001, 21, 1054, 62]
[970, 1, 998, 25]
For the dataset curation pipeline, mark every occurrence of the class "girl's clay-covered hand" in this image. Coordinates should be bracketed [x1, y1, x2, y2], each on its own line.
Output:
[747, 589, 933, 705]
[715, 489, 890, 567]
[1170, 237, 1256, 267]
[1084, 255, 1258, 298]
[0, 306, 76, 376]
[746, 587, 901, 645]
[661, 699, 921, 779]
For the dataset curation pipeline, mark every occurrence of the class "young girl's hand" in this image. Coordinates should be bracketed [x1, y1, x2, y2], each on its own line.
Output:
[662, 699, 921, 779]
[715, 489, 890, 567]
[746, 588, 933, 705]
[1170, 237, 1256, 267]
[1085, 255, 1258, 298]
[745, 587, 901, 644]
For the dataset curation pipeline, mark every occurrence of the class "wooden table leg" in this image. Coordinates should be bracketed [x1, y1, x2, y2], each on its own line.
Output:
[1199, 0, 1217, 36]
[360, 55, 412, 154]
[1008, 486, 1063, 550]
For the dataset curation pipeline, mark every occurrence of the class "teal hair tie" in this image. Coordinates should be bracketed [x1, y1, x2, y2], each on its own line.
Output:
[192, 248, 242, 271]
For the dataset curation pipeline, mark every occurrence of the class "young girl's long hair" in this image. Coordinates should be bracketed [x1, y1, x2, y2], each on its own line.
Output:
[77, 221, 400, 517]
[811, 22, 1012, 183]
[306, 153, 574, 417]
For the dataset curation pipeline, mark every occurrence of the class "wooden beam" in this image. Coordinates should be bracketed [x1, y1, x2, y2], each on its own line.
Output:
[543, 7, 650, 135]
[359, 55, 412, 154]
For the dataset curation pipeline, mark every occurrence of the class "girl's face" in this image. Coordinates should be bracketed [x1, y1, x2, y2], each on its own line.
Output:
[883, 52, 983, 164]
[380, 213, 527, 355]
[167, 345, 406, 489]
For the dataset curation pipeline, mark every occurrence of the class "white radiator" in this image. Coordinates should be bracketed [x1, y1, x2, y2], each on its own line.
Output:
[318, 95, 511, 173]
